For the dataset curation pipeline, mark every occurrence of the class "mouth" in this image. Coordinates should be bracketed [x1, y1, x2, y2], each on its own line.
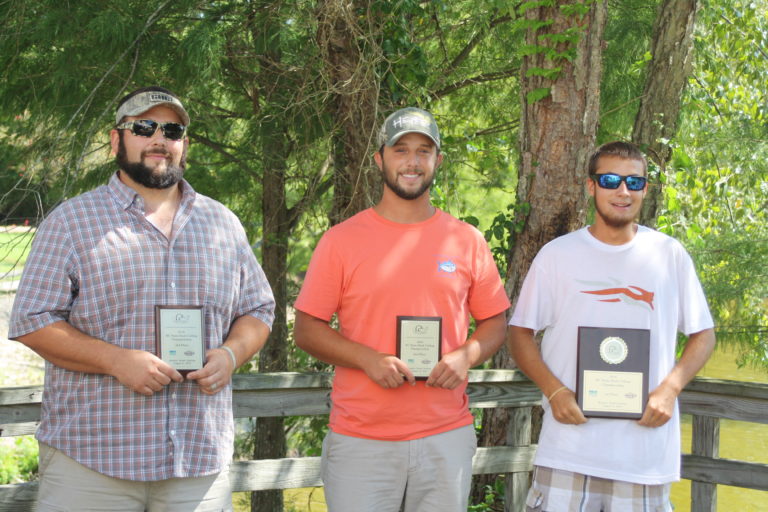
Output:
[143, 152, 171, 163]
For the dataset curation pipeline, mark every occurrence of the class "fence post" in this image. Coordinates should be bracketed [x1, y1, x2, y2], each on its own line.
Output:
[691, 414, 719, 512]
[504, 406, 532, 512]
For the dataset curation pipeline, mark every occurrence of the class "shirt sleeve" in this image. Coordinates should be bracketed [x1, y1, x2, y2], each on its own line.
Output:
[293, 232, 344, 322]
[233, 224, 275, 330]
[508, 254, 555, 333]
[467, 232, 510, 320]
[8, 208, 79, 338]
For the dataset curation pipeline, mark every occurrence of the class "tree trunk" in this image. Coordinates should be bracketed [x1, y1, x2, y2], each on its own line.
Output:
[249, 3, 289, 511]
[317, 0, 384, 225]
[472, 0, 608, 503]
[634, 0, 698, 227]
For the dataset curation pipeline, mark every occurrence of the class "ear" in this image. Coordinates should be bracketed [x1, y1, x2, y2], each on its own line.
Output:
[586, 176, 596, 199]
[109, 129, 120, 156]
[435, 152, 444, 168]
[373, 149, 383, 170]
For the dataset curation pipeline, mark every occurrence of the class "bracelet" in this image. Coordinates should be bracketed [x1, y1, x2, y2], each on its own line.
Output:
[220, 345, 237, 370]
[547, 385, 568, 402]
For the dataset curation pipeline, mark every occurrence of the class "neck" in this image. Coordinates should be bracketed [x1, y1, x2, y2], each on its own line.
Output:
[373, 189, 435, 224]
[588, 221, 638, 245]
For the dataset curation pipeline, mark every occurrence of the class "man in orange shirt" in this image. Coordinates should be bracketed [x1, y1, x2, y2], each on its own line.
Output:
[294, 107, 510, 512]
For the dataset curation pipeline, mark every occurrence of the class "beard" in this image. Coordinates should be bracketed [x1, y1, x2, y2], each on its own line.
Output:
[594, 200, 638, 229]
[381, 159, 435, 201]
[116, 133, 186, 190]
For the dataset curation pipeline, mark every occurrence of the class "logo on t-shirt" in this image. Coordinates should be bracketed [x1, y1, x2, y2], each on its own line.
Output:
[437, 260, 457, 274]
[579, 281, 655, 310]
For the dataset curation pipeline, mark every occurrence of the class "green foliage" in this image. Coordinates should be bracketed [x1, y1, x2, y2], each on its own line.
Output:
[526, 87, 551, 103]
[662, 0, 768, 358]
[483, 202, 531, 275]
[467, 477, 506, 511]
[0, 436, 38, 484]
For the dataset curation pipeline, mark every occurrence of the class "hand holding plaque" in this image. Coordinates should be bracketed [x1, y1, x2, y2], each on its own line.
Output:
[397, 316, 442, 380]
[155, 305, 205, 374]
[576, 326, 650, 419]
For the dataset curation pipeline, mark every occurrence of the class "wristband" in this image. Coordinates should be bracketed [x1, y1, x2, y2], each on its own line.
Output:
[547, 385, 568, 402]
[220, 345, 237, 370]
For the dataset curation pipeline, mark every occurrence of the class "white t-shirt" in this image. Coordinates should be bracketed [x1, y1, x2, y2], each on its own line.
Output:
[509, 226, 713, 484]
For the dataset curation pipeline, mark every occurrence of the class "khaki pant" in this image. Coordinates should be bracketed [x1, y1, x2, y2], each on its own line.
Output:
[37, 443, 232, 512]
[321, 424, 476, 512]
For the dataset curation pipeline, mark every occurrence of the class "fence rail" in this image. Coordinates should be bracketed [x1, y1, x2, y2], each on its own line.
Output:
[1, 371, 767, 511]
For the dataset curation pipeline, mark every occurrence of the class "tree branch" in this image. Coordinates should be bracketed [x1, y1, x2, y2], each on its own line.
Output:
[446, 13, 513, 75]
[187, 133, 256, 177]
[431, 67, 518, 99]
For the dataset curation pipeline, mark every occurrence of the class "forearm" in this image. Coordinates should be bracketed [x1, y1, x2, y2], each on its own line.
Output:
[14, 321, 123, 375]
[507, 325, 565, 397]
[293, 310, 378, 370]
[453, 312, 507, 367]
[660, 328, 716, 395]
[219, 315, 271, 369]
[639, 328, 715, 427]
[508, 324, 587, 424]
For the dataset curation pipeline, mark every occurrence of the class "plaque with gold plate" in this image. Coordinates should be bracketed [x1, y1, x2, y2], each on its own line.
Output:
[155, 305, 205, 375]
[397, 316, 442, 380]
[576, 326, 650, 419]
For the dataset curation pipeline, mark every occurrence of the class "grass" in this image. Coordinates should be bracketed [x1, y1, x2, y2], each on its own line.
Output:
[0, 229, 34, 278]
[232, 488, 327, 511]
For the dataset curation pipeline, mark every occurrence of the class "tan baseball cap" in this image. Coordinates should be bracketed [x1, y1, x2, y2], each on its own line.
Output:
[115, 90, 190, 125]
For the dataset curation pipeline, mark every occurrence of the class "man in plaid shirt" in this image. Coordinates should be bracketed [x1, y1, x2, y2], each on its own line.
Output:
[9, 86, 275, 511]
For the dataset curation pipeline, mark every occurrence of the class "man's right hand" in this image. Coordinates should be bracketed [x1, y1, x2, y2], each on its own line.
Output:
[549, 388, 588, 425]
[362, 352, 416, 389]
[111, 349, 184, 396]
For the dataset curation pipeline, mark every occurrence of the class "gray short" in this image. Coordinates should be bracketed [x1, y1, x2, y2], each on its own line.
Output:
[321, 425, 476, 512]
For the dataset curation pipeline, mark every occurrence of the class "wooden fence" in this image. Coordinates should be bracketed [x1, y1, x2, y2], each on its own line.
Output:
[1, 370, 767, 511]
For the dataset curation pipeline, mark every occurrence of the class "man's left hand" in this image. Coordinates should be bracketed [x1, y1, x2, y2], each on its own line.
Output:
[426, 348, 471, 389]
[186, 347, 234, 395]
[638, 383, 677, 427]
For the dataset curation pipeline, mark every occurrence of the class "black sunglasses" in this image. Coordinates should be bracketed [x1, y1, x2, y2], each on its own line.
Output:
[591, 173, 647, 191]
[116, 119, 187, 141]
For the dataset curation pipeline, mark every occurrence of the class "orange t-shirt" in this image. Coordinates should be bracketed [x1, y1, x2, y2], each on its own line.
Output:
[294, 209, 510, 440]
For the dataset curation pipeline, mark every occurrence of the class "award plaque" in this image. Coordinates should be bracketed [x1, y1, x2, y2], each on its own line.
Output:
[155, 305, 205, 373]
[576, 326, 650, 419]
[397, 316, 442, 380]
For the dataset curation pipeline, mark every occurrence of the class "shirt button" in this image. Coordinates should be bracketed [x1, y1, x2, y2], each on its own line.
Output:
[170, 430, 175, 436]
[172, 392, 177, 399]
[170, 282, 176, 288]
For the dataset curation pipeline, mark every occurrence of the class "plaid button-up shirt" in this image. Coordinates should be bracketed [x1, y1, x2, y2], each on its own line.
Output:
[9, 173, 275, 480]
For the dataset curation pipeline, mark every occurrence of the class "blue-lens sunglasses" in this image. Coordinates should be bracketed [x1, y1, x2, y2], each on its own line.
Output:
[591, 173, 647, 191]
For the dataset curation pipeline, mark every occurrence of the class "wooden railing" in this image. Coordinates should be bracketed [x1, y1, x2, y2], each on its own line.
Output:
[1, 371, 767, 511]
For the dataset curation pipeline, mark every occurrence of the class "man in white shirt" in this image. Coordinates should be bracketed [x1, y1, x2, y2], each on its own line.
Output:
[508, 141, 715, 511]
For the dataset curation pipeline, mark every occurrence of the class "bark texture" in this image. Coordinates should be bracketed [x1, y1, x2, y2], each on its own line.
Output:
[472, 0, 608, 502]
[317, 0, 384, 225]
[633, 0, 698, 227]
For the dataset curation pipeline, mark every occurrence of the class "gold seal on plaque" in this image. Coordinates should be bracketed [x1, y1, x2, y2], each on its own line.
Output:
[599, 336, 628, 365]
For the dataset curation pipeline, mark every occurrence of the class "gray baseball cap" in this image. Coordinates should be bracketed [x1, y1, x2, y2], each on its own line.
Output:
[378, 107, 440, 149]
[115, 90, 190, 126]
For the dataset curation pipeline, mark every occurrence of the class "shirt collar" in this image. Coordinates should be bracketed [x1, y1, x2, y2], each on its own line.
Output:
[108, 171, 196, 212]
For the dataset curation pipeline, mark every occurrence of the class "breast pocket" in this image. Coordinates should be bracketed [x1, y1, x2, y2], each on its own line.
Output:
[195, 247, 241, 313]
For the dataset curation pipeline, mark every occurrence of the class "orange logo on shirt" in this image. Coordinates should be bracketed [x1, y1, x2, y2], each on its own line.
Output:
[580, 285, 655, 310]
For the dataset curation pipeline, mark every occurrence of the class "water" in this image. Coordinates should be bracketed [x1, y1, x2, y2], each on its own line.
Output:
[671, 346, 768, 511]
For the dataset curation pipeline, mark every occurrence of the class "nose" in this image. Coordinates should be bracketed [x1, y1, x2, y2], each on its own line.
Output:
[615, 181, 630, 195]
[149, 127, 169, 144]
